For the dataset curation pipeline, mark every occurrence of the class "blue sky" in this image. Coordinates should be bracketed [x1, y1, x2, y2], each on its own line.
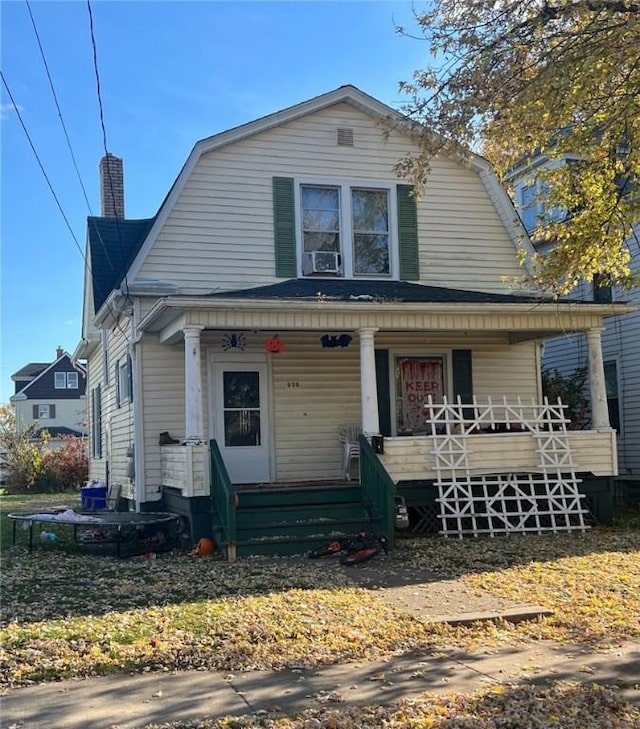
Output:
[1, 0, 428, 403]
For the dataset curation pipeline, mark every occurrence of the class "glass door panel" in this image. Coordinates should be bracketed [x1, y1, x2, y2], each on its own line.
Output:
[222, 371, 261, 447]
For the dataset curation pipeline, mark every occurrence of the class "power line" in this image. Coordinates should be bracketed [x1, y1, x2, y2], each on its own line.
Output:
[1, 70, 85, 261]
[85, 0, 135, 453]
[25, 0, 120, 282]
[25, 0, 94, 214]
[86, 0, 131, 302]
[1, 70, 127, 343]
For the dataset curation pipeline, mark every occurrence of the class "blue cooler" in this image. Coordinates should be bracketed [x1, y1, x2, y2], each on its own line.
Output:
[81, 482, 108, 509]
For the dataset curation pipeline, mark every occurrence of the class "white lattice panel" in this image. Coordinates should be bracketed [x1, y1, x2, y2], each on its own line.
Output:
[426, 396, 589, 538]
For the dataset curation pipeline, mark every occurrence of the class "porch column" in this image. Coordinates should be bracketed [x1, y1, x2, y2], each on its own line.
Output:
[358, 327, 380, 436]
[586, 327, 610, 430]
[183, 325, 205, 444]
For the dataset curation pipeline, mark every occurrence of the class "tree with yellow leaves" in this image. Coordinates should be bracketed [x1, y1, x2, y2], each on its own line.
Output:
[397, 0, 640, 294]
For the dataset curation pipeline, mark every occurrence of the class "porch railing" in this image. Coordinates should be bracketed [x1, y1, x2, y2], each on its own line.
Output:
[359, 434, 396, 549]
[209, 439, 237, 560]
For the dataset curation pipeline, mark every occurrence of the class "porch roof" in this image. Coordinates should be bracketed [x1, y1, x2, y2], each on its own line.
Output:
[207, 279, 550, 305]
[138, 281, 634, 343]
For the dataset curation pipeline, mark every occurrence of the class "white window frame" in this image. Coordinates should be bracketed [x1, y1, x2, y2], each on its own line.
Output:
[54, 372, 66, 389]
[91, 386, 102, 459]
[295, 177, 399, 280]
[117, 356, 132, 407]
[101, 329, 109, 386]
[38, 404, 51, 419]
[67, 372, 79, 389]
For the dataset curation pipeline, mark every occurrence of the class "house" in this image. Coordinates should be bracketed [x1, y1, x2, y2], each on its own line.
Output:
[10, 347, 87, 444]
[74, 86, 633, 556]
[507, 157, 640, 503]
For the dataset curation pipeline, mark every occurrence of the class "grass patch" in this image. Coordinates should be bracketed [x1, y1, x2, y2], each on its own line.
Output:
[1, 494, 639, 688]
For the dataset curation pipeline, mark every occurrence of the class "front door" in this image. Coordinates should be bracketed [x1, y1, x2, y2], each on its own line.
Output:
[213, 362, 271, 484]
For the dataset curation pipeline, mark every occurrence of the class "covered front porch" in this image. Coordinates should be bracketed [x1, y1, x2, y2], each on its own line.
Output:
[134, 282, 628, 555]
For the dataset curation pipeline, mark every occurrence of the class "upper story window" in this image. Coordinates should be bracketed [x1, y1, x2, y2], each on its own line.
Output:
[273, 176, 419, 282]
[516, 172, 569, 235]
[299, 180, 394, 278]
[55, 371, 79, 389]
[519, 183, 539, 233]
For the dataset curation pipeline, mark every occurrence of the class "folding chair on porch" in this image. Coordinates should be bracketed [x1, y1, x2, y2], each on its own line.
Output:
[339, 425, 362, 481]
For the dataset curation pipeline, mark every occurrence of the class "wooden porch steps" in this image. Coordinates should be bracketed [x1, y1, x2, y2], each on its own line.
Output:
[213, 483, 378, 558]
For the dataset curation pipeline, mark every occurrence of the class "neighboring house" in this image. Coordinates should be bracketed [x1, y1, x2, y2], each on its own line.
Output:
[507, 157, 640, 498]
[75, 86, 632, 555]
[10, 347, 87, 444]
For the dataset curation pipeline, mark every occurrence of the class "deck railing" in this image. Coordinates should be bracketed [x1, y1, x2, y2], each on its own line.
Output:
[359, 434, 396, 549]
[209, 439, 237, 560]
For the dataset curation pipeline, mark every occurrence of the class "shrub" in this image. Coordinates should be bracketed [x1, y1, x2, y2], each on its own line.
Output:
[0, 406, 87, 493]
[41, 436, 88, 491]
[541, 367, 589, 429]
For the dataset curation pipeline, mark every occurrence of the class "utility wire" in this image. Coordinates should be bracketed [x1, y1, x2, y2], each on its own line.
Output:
[26, 0, 94, 214]
[25, 0, 118, 280]
[1, 70, 86, 262]
[85, 0, 135, 453]
[86, 0, 132, 302]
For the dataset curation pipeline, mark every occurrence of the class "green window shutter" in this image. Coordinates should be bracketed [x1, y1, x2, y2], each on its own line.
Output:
[375, 349, 392, 436]
[273, 177, 297, 278]
[397, 184, 419, 281]
[452, 349, 474, 405]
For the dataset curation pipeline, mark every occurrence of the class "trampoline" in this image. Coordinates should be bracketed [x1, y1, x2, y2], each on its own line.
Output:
[8, 509, 183, 557]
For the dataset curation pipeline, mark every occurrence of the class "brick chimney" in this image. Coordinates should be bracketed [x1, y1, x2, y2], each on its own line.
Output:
[99, 153, 125, 218]
[56, 346, 64, 358]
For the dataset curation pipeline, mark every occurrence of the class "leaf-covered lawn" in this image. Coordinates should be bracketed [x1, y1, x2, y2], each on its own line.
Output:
[144, 682, 640, 729]
[1, 494, 639, 688]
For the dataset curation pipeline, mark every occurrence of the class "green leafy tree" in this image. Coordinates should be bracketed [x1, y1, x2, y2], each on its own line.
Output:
[396, 1, 640, 294]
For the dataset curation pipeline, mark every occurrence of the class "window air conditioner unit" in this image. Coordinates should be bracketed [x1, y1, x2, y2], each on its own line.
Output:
[305, 250, 340, 274]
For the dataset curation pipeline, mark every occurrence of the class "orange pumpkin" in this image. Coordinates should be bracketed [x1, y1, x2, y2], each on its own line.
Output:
[189, 537, 216, 557]
[265, 336, 284, 354]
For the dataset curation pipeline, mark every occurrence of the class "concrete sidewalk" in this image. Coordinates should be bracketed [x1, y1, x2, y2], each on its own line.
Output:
[2, 640, 638, 729]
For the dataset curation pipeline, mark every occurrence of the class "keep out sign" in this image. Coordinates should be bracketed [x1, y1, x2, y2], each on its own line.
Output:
[399, 358, 444, 431]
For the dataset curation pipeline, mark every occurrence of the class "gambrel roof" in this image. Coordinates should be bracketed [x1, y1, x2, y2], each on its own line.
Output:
[86, 85, 534, 317]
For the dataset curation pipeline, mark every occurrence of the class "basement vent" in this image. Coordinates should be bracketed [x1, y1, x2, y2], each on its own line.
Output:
[337, 128, 354, 146]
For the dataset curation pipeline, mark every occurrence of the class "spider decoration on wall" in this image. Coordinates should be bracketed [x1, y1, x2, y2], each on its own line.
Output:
[222, 332, 247, 351]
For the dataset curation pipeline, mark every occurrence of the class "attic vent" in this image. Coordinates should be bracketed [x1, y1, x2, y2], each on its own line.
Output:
[337, 128, 354, 146]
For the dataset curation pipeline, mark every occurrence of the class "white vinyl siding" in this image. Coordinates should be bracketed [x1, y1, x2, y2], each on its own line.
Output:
[136, 103, 525, 295]
[380, 430, 617, 482]
[86, 322, 135, 492]
[140, 331, 537, 486]
[139, 336, 186, 502]
[13, 398, 86, 436]
[271, 334, 536, 482]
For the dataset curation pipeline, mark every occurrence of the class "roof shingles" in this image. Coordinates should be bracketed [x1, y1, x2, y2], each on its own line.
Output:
[88, 216, 155, 312]
[208, 279, 551, 304]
